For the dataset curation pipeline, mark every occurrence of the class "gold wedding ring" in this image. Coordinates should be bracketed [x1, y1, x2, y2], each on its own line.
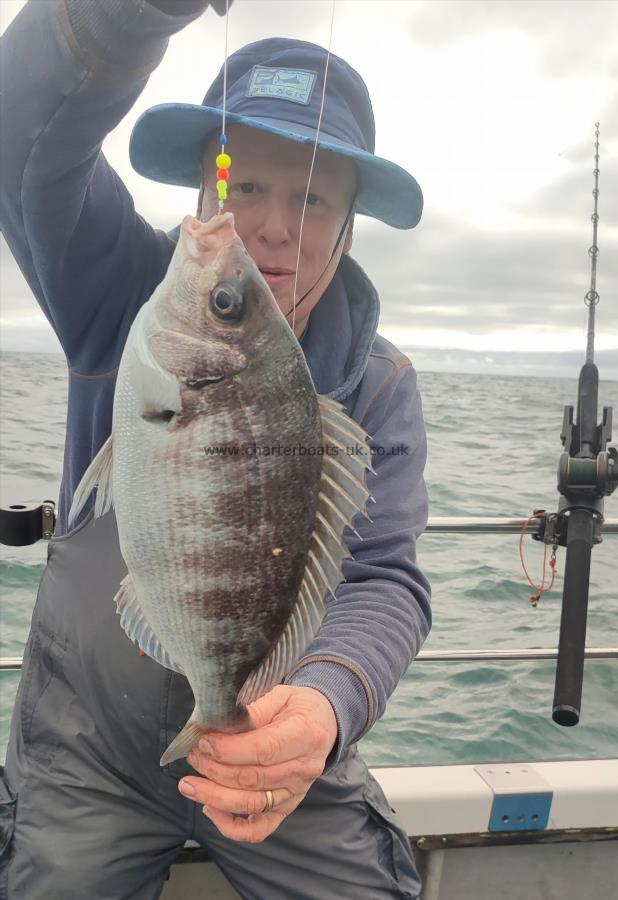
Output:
[262, 789, 275, 814]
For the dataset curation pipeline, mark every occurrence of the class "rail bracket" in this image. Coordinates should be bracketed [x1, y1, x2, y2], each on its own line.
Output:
[475, 764, 553, 832]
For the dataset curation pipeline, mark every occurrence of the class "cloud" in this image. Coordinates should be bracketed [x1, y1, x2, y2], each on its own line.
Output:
[516, 156, 618, 226]
[408, 0, 618, 78]
[220, 0, 336, 52]
[2, 0, 617, 374]
[559, 87, 618, 166]
[352, 206, 618, 344]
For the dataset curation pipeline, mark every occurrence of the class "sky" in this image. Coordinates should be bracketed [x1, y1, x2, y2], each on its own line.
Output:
[1, 0, 617, 378]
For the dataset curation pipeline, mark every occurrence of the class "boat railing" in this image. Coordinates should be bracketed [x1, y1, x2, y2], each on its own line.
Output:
[2, 516, 616, 671]
[424, 516, 618, 534]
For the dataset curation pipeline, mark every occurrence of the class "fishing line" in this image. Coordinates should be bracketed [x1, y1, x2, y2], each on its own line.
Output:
[285, 193, 356, 328]
[215, 0, 343, 332]
[214, 0, 231, 210]
[220, 0, 230, 174]
[290, 0, 337, 333]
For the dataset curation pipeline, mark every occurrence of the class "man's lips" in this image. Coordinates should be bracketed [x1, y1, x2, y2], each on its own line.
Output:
[259, 267, 295, 287]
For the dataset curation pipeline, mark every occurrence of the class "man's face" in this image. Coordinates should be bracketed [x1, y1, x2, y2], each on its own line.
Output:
[197, 124, 357, 337]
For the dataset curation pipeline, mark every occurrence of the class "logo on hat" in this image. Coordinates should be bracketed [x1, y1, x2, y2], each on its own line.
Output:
[246, 66, 317, 105]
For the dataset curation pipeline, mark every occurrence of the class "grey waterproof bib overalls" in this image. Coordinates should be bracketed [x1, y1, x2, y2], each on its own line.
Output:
[1, 508, 422, 900]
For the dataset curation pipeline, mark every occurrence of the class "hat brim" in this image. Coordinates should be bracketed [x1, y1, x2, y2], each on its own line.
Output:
[129, 103, 423, 230]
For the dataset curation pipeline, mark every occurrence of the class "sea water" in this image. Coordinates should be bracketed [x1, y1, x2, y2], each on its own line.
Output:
[1, 351, 616, 766]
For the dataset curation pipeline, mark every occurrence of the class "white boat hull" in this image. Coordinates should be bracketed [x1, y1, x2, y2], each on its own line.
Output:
[162, 758, 618, 898]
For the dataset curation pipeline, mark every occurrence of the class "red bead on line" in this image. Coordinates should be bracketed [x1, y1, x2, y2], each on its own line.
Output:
[217, 168, 229, 181]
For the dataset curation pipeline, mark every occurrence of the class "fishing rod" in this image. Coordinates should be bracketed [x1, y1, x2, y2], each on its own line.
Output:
[531, 123, 617, 726]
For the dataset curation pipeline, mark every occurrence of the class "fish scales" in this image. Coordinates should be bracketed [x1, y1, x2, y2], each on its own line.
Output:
[68, 212, 373, 764]
[115, 360, 320, 722]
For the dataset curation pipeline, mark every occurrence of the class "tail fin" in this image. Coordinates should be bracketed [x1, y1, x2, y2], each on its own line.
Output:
[160, 704, 253, 766]
[160, 709, 203, 766]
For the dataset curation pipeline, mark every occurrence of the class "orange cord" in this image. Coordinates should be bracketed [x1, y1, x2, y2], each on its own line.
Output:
[519, 514, 558, 607]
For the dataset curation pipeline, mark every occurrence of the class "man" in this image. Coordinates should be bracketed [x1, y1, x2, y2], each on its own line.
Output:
[0, 1, 432, 898]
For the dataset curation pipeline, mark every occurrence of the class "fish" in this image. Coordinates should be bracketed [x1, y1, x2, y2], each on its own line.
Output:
[68, 212, 373, 766]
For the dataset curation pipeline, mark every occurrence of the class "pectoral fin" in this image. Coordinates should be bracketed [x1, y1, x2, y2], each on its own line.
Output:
[67, 434, 114, 528]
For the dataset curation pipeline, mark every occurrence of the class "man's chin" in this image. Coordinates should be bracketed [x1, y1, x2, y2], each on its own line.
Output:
[280, 301, 305, 328]
[261, 280, 309, 326]
[268, 288, 294, 317]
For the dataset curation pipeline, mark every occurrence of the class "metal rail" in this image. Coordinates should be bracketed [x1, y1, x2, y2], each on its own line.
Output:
[424, 517, 618, 534]
[416, 648, 618, 661]
[2, 517, 615, 673]
[2, 647, 617, 671]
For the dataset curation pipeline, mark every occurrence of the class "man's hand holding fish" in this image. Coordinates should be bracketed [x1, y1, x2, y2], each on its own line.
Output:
[179, 685, 337, 843]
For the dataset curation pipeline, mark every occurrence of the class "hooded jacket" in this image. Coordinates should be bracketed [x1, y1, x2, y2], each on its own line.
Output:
[0, 0, 432, 764]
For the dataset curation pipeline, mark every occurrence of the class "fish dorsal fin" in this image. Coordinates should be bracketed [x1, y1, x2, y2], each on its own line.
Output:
[67, 434, 114, 528]
[237, 395, 373, 707]
[113, 573, 185, 676]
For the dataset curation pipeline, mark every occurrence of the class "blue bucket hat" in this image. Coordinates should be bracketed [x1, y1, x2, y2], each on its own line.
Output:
[129, 37, 423, 229]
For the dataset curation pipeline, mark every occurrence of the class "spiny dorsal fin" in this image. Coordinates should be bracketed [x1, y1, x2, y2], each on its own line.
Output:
[237, 395, 373, 706]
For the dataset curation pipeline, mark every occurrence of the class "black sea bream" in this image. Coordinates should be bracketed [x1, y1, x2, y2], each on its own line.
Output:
[69, 213, 372, 765]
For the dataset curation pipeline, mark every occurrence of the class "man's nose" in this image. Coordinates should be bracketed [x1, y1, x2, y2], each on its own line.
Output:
[256, 198, 293, 245]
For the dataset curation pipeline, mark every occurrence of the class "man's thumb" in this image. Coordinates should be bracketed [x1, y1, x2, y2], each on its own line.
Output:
[246, 684, 292, 729]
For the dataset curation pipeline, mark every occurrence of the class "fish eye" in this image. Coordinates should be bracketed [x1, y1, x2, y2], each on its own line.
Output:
[209, 284, 245, 322]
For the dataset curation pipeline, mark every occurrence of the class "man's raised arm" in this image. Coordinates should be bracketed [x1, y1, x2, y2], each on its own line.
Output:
[0, 0, 219, 374]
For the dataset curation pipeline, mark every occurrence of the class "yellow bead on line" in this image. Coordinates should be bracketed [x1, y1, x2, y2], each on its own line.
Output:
[216, 153, 232, 169]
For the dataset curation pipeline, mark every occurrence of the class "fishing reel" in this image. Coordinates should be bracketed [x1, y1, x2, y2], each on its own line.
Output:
[536, 450, 618, 551]
[558, 404, 617, 503]
[557, 447, 617, 500]
[533, 389, 616, 552]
